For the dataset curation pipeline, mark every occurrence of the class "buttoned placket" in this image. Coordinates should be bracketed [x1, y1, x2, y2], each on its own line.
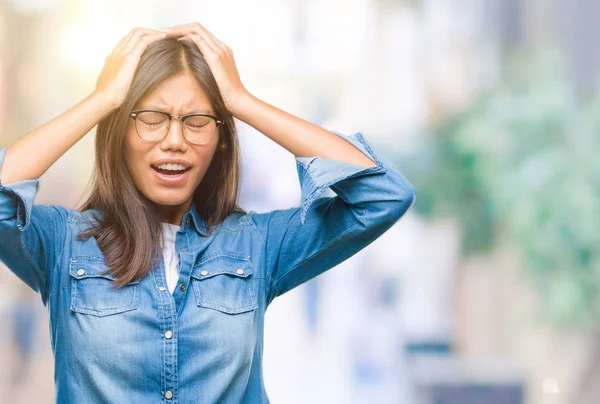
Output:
[152, 217, 195, 403]
[174, 215, 196, 315]
[153, 249, 178, 401]
[153, 212, 217, 402]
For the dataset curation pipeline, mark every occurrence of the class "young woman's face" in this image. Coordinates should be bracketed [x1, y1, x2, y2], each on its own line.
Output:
[124, 71, 220, 209]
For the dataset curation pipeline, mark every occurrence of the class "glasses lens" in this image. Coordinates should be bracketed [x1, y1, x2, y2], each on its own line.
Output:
[183, 115, 217, 145]
[135, 111, 169, 141]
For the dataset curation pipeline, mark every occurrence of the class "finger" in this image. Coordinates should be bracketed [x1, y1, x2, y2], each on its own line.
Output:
[162, 22, 199, 31]
[170, 25, 225, 55]
[111, 30, 136, 57]
[165, 22, 216, 41]
[208, 35, 231, 54]
[114, 28, 157, 55]
[129, 32, 167, 58]
[198, 29, 229, 54]
[123, 29, 165, 54]
[191, 22, 229, 53]
[122, 28, 166, 55]
[214, 40, 232, 57]
[162, 25, 198, 37]
[196, 31, 222, 55]
[178, 34, 217, 58]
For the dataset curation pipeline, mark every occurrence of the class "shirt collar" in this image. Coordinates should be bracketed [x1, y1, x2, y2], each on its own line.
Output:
[180, 201, 207, 236]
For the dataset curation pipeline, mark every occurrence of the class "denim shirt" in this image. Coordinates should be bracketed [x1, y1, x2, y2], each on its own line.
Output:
[0, 130, 415, 403]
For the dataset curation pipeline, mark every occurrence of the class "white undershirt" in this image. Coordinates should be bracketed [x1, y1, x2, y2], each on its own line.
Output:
[162, 222, 181, 295]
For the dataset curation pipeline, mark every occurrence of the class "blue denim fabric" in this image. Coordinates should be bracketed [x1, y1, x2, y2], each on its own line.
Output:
[0, 130, 415, 403]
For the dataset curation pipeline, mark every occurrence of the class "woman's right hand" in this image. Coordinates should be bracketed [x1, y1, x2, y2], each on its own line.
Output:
[0, 28, 168, 185]
[94, 27, 167, 111]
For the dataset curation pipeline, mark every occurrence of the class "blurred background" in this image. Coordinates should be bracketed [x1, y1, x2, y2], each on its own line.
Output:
[0, 0, 597, 403]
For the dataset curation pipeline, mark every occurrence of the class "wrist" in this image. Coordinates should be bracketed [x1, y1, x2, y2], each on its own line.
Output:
[89, 91, 119, 116]
[228, 91, 258, 122]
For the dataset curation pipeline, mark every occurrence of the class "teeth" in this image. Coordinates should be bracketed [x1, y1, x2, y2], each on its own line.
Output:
[154, 163, 187, 171]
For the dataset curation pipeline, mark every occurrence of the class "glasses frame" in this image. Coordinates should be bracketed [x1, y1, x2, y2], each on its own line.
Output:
[129, 109, 224, 145]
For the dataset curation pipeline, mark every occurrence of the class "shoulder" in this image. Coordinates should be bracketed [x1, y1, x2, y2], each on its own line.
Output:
[67, 208, 104, 231]
[220, 209, 254, 233]
[30, 205, 101, 225]
[30, 204, 78, 227]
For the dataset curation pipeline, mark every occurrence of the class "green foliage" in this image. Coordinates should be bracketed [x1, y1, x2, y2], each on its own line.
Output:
[408, 50, 600, 329]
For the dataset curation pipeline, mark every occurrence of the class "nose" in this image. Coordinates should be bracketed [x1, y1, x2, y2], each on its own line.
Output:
[159, 117, 188, 152]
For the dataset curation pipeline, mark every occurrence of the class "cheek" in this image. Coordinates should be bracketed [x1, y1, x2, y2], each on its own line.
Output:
[192, 144, 219, 178]
[123, 133, 148, 182]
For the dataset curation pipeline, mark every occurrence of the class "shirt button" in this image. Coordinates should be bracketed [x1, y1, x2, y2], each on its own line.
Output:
[201, 270, 209, 276]
[165, 390, 173, 399]
[236, 269, 244, 275]
[165, 330, 173, 339]
[181, 248, 188, 252]
[158, 286, 166, 291]
[77, 269, 85, 276]
[179, 284, 186, 291]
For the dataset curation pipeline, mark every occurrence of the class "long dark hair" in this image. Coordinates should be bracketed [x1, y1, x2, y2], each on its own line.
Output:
[77, 37, 245, 288]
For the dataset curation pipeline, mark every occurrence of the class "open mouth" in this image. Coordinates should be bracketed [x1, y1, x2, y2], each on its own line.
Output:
[151, 164, 192, 176]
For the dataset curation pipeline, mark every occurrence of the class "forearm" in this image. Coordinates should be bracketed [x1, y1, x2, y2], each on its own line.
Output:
[231, 93, 377, 168]
[0, 91, 115, 185]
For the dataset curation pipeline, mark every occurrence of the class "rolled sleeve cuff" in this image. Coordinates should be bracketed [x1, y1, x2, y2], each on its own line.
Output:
[0, 147, 40, 231]
[294, 130, 388, 225]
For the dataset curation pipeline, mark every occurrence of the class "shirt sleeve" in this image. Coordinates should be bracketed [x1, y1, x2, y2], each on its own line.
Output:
[248, 130, 416, 306]
[0, 146, 69, 305]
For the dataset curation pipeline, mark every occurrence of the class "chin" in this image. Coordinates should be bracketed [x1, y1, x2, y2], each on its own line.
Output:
[147, 191, 193, 207]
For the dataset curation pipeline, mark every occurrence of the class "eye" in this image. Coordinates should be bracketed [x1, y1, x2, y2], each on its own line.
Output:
[137, 111, 168, 127]
[184, 115, 212, 130]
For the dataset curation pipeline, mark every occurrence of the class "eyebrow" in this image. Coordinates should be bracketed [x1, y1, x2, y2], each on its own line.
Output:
[141, 105, 215, 115]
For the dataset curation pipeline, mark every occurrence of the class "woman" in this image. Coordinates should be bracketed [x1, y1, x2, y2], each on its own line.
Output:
[0, 22, 415, 403]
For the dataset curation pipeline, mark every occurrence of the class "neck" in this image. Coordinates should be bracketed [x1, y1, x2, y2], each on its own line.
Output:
[155, 198, 193, 226]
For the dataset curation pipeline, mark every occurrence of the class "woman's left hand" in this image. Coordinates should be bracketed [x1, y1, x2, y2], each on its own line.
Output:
[162, 23, 250, 114]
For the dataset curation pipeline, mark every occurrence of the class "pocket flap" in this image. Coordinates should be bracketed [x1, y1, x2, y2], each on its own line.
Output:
[191, 254, 253, 280]
[69, 259, 140, 284]
[68, 258, 141, 317]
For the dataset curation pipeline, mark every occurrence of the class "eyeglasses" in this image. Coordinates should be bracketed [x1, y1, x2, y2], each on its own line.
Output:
[129, 109, 224, 145]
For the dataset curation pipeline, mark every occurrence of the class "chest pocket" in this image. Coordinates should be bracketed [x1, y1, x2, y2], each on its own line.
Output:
[69, 258, 140, 317]
[190, 253, 257, 315]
